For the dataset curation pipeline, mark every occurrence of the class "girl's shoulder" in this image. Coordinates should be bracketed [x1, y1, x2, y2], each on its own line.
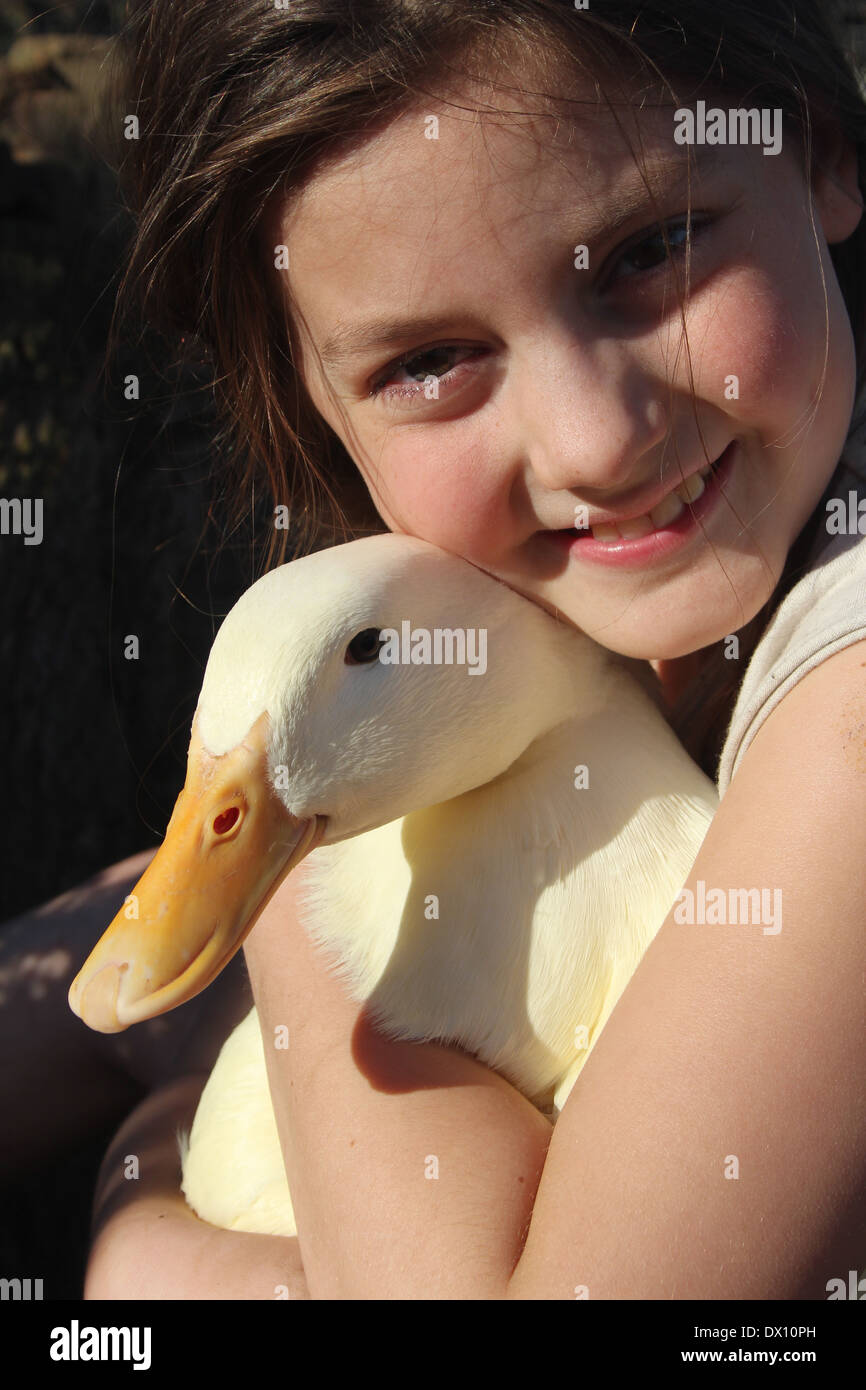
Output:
[717, 390, 866, 796]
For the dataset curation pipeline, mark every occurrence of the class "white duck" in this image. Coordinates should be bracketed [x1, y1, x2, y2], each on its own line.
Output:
[69, 534, 717, 1237]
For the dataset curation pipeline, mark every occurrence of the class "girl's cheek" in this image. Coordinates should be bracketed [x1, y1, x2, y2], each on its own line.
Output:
[690, 266, 824, 419]
[374, 443, 507, 557]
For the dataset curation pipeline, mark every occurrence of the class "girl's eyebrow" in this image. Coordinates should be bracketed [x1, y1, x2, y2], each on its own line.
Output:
[317, 146, 729, 369]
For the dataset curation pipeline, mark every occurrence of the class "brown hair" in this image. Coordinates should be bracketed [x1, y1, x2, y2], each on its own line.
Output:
[106, 0, 866, 777]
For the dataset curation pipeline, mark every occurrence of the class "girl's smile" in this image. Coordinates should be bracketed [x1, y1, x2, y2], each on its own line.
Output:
[544, 439, 737, 569]
[269, 69, 862, 658]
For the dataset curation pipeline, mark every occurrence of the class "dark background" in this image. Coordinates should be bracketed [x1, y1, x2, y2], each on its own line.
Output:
[0, 1, 263, 930]
[1, 0, 865, 1300]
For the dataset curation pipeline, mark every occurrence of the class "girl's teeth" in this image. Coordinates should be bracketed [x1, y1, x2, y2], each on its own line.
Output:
[675, 470, 707, 504]
[617, 514, 654, 539]
[648, 489, 685, 528]
[589, 465, 712, 541]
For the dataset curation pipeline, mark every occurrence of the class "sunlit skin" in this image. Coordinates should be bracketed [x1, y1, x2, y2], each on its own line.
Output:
[268, 74, 862, 660]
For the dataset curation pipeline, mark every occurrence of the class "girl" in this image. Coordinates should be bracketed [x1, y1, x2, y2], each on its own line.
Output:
[40, 0, 866, 1296]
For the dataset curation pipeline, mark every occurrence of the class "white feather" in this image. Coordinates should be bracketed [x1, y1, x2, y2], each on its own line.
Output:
[181, 535, 717, 1236]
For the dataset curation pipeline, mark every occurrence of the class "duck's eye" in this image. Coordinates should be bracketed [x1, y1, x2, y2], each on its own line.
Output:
[345, 628, 384, 665]
[212, 807, 240, 835]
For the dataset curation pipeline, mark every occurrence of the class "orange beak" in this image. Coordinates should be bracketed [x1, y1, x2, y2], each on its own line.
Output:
[68, 710, 324, 1033]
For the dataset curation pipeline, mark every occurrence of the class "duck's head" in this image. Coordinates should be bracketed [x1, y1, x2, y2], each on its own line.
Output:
[69, 534, 602, 1033]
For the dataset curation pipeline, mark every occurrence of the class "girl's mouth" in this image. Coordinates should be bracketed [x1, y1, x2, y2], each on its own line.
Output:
[546, 441, 736, 569]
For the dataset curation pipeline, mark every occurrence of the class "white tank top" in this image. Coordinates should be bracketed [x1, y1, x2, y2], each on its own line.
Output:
[717, 391, 866, 796]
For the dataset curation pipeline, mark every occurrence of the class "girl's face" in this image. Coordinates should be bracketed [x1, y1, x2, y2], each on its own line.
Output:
[271, 73, 862, 658]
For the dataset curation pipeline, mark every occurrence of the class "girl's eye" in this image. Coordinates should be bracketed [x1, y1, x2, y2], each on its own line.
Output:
[369, 345, 482, 400]
[367, 216, 710, 401]
[609, 216, 709, 283]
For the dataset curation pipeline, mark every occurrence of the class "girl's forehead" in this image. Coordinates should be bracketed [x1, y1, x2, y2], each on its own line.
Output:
[278, 88, 691, 253]
[275, 50, 773, 238]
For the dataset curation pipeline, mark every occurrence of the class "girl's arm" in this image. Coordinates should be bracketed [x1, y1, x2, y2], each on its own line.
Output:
[85, 1074, 309, 1300]
[244, 637, 866, 1299]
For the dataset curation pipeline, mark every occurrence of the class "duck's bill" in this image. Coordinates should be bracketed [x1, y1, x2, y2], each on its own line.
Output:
[68, 710, 325, 1034]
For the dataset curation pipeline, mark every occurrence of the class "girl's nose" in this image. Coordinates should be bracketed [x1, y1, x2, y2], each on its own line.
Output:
[519, 339, 671, 496]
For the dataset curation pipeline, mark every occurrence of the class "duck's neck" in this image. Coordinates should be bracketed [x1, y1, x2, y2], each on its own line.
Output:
[494, 612, 620, 748]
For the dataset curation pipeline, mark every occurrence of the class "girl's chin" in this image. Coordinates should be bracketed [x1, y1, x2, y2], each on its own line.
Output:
[538, 561, 780, 657]
[521, 588, 722, 656]
[577, 619, 729, 662]
[487, 549, 778, 657]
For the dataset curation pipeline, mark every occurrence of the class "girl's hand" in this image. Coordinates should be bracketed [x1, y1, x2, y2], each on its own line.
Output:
[85, 1073, 309, 1300]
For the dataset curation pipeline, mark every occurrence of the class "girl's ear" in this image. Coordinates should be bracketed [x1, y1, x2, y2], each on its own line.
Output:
[811, 129, 863, 245]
